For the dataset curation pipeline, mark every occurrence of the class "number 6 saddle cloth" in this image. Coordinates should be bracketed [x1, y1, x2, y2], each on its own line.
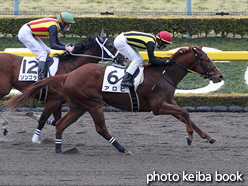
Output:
[102, 65, 144, 112]
[102, 65, 144, 94]
[18, 57, 59, 82]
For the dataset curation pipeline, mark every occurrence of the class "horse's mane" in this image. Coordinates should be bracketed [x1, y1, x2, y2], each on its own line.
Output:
[54, 35, 96, 61]
[171, 43, 202, 59]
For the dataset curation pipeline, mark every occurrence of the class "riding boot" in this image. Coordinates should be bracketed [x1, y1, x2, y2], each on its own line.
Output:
[121, 72, 134, 87]
[37, 61, 47, 81]
[46, 56, 53, 65]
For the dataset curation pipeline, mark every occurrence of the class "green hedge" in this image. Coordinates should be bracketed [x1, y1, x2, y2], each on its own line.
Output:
[1, 93, 248, 108]
[1, 15, 248, 38]
[174, 93, 248, 107]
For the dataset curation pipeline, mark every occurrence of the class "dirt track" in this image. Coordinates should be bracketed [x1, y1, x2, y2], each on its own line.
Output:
[0, 111, 247, 186]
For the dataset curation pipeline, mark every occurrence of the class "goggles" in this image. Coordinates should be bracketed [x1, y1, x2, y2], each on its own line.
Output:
[65, 23, 71, 31]
[159, 41, 167, 48]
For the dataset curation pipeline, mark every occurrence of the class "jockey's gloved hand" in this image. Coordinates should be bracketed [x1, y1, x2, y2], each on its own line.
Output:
[66, 46, 74, 53]
[164, 59, 173, 65]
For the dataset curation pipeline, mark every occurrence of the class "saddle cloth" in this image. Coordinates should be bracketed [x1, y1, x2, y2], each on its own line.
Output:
[18, 57, 59, 81]
[102, 66, 144, 93]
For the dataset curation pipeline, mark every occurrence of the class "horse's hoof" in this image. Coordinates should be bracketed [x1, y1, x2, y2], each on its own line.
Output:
[209, 137, 218, 144]
[32, 140, 41, 144]
[2, 128, 8, 136]
[32, 135, 41, 144]
[124, 149, 134, 155]
[125, 151, 134, 156]
[25, 111, 33, 117]
[186, 137, 192, 146]
[56, 149, 62, 153]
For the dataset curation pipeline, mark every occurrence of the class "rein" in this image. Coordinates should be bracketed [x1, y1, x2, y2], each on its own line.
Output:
[152, 65, 177, 90]
[69, 59, 78, 69]
[69, 37, 120, 62]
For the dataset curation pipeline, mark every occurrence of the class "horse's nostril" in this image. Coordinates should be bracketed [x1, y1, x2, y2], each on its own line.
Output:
[219, 75, 224, 80]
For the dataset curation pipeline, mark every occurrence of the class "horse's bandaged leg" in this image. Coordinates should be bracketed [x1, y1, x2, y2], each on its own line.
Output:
[55, 138, 62, 153]
[109, 137, 125, 153]
[46, 119, 54, 125]
[32, 129, 41, 144]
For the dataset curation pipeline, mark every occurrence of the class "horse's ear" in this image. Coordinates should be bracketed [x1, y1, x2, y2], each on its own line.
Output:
[192, 47, 197, 54]
[97, 35, 105, 43]
[100, 28, 104, 37]
[199, 43, 202, 49]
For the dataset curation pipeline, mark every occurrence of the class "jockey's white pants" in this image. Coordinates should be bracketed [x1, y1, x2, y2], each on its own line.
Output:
[114, 33, 143, 75]
[18, 24, 51, 62]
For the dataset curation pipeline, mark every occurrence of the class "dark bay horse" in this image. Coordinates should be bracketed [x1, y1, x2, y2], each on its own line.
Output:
[1, 33, 127, 141]
[5, 44, 224, 154]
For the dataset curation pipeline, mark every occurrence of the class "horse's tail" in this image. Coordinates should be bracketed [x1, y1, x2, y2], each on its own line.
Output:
[4, 74, 68, 111]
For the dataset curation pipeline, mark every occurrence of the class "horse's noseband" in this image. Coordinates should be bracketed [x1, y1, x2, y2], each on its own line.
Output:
[69, 37, 120, 62]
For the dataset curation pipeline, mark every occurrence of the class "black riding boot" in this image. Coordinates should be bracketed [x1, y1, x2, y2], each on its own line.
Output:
[121, 72, 134, 87]
[37, 62, 47, 81]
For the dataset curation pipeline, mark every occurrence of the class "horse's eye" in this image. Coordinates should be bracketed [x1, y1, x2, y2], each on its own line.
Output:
[206, 59, 210, 63]
[108, 44, 114, 49]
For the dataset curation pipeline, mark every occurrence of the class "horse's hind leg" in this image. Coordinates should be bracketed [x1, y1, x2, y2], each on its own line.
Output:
[0, 85, 13, 136]
[55, 108, 86, 153]
[88, 107, 133, 155]
[32, 101, 61, 143]
[26, 111, 54, 125]
[0, 113, 9, 136]
[171, 100, 217, 144]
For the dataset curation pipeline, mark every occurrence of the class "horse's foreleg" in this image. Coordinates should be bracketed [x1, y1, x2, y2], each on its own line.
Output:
[156, 101, 193, 145]
[170, 100, 217, 144]
[0, 113, 9, 136]
[89, 107, 133, 155]
[32, 115, 50, 144]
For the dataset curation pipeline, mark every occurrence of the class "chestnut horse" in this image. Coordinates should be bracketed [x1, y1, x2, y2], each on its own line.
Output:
[5, 44, 224, 154]
[1, 33, 127, 139]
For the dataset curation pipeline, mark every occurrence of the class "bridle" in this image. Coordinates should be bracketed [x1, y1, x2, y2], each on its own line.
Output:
[173, 51, 216, 79]
[68, 37, 121, 63]
[152, 50, 217, 90]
